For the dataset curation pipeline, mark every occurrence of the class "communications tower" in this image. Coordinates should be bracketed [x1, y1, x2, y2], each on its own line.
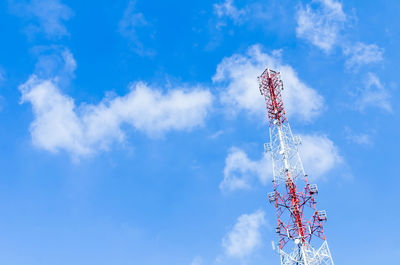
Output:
[258, 68, 334, 265]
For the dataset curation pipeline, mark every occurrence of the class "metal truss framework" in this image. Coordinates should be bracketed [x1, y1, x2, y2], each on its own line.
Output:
[258, 68, 334, 265]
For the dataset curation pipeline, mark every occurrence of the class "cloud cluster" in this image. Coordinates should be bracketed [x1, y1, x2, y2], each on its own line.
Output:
[296, 0, 346, 53]
[213, 45, 324, 122]
[296, 0, 386, 70]
[296, 1, 388, 113]
[9, 0, 73, 39]
[19, 76, 213, 158]
[20, 44, 328, 159]
[222, 210, 265, 258]
[220, 134, 342, 191]
[19, 48, 213, 158]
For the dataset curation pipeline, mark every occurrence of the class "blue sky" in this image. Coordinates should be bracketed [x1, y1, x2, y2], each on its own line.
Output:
[0, 0, 399, 264]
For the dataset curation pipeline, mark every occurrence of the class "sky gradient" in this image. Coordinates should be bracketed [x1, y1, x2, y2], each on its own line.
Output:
[0, 0, 399, 264]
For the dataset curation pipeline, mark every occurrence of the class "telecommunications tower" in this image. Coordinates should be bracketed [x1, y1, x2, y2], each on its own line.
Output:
[258, 68, 334, 265]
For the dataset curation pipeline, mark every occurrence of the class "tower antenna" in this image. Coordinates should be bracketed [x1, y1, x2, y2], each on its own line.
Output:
[259, 68, 334, 265]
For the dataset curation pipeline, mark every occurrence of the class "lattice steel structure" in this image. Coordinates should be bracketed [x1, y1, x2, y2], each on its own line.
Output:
[258, 68, 334, 265]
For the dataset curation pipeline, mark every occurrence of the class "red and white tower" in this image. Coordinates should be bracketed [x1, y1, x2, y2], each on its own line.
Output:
[258, 68, 334, 265]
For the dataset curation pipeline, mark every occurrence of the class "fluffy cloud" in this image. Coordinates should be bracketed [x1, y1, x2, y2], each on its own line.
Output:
[222, 210, 265, 258]
[353, 73, 391, 112]
[19, 76, 213, 158]
[9, 0, 73, 39]
[213, 44, 324, 122]
[299, 134, 342, 180]
[344, 42, 384, 70]
[220, 134, 342, 191]
[296, 0, 346, 52]
[220, 148, 271, 191]
[19, 48, 212, 158]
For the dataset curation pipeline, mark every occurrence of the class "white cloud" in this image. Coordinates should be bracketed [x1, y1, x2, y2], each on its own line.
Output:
[214, 0, 246, 25]
[296, 0, 346, 52]
[221, 134, 342, 191]
[19, 47, 214, 157]
[19, 76, 213, 158]
[19, 48, 213, 158]
[353, 73, 391, 112]
[222, 210, 265, 258]
[299, 134, 342, 180]
[213, 44, 324, 122]
[20, 76, 89, 155]
[220, 147, 271, 192]
[9, 0, 73, 39]
[118, 0, 155, 56]
[297, 3, 390, 112]
[344, 42, 384, 70]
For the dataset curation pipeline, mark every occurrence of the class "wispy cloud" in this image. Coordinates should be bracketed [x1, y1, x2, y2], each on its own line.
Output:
[352, 73, 391, 112]
[296, 1, 390, 114]
[209, 130, 224, 139]
[222, 210, 265, 258]
[343, 42, 384, 70]
[344, 127, 373, 146]
[213, 0, 247, 27]
[212, 0, 275, 30]
[296, 0, 346, 53]
[213, 44, 324, 122]
[9, 0, 73, 39]
[118, 0, 155, 56]
[0, 68, 6, 83]
[19, 50, 213, 158]
[31, 46, 77, 82]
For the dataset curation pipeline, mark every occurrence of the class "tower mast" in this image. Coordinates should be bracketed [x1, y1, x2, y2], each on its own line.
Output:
[258, 68, 334, 265]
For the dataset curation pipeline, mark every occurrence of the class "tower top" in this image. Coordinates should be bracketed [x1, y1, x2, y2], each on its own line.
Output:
[258, 68, 287, 126]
